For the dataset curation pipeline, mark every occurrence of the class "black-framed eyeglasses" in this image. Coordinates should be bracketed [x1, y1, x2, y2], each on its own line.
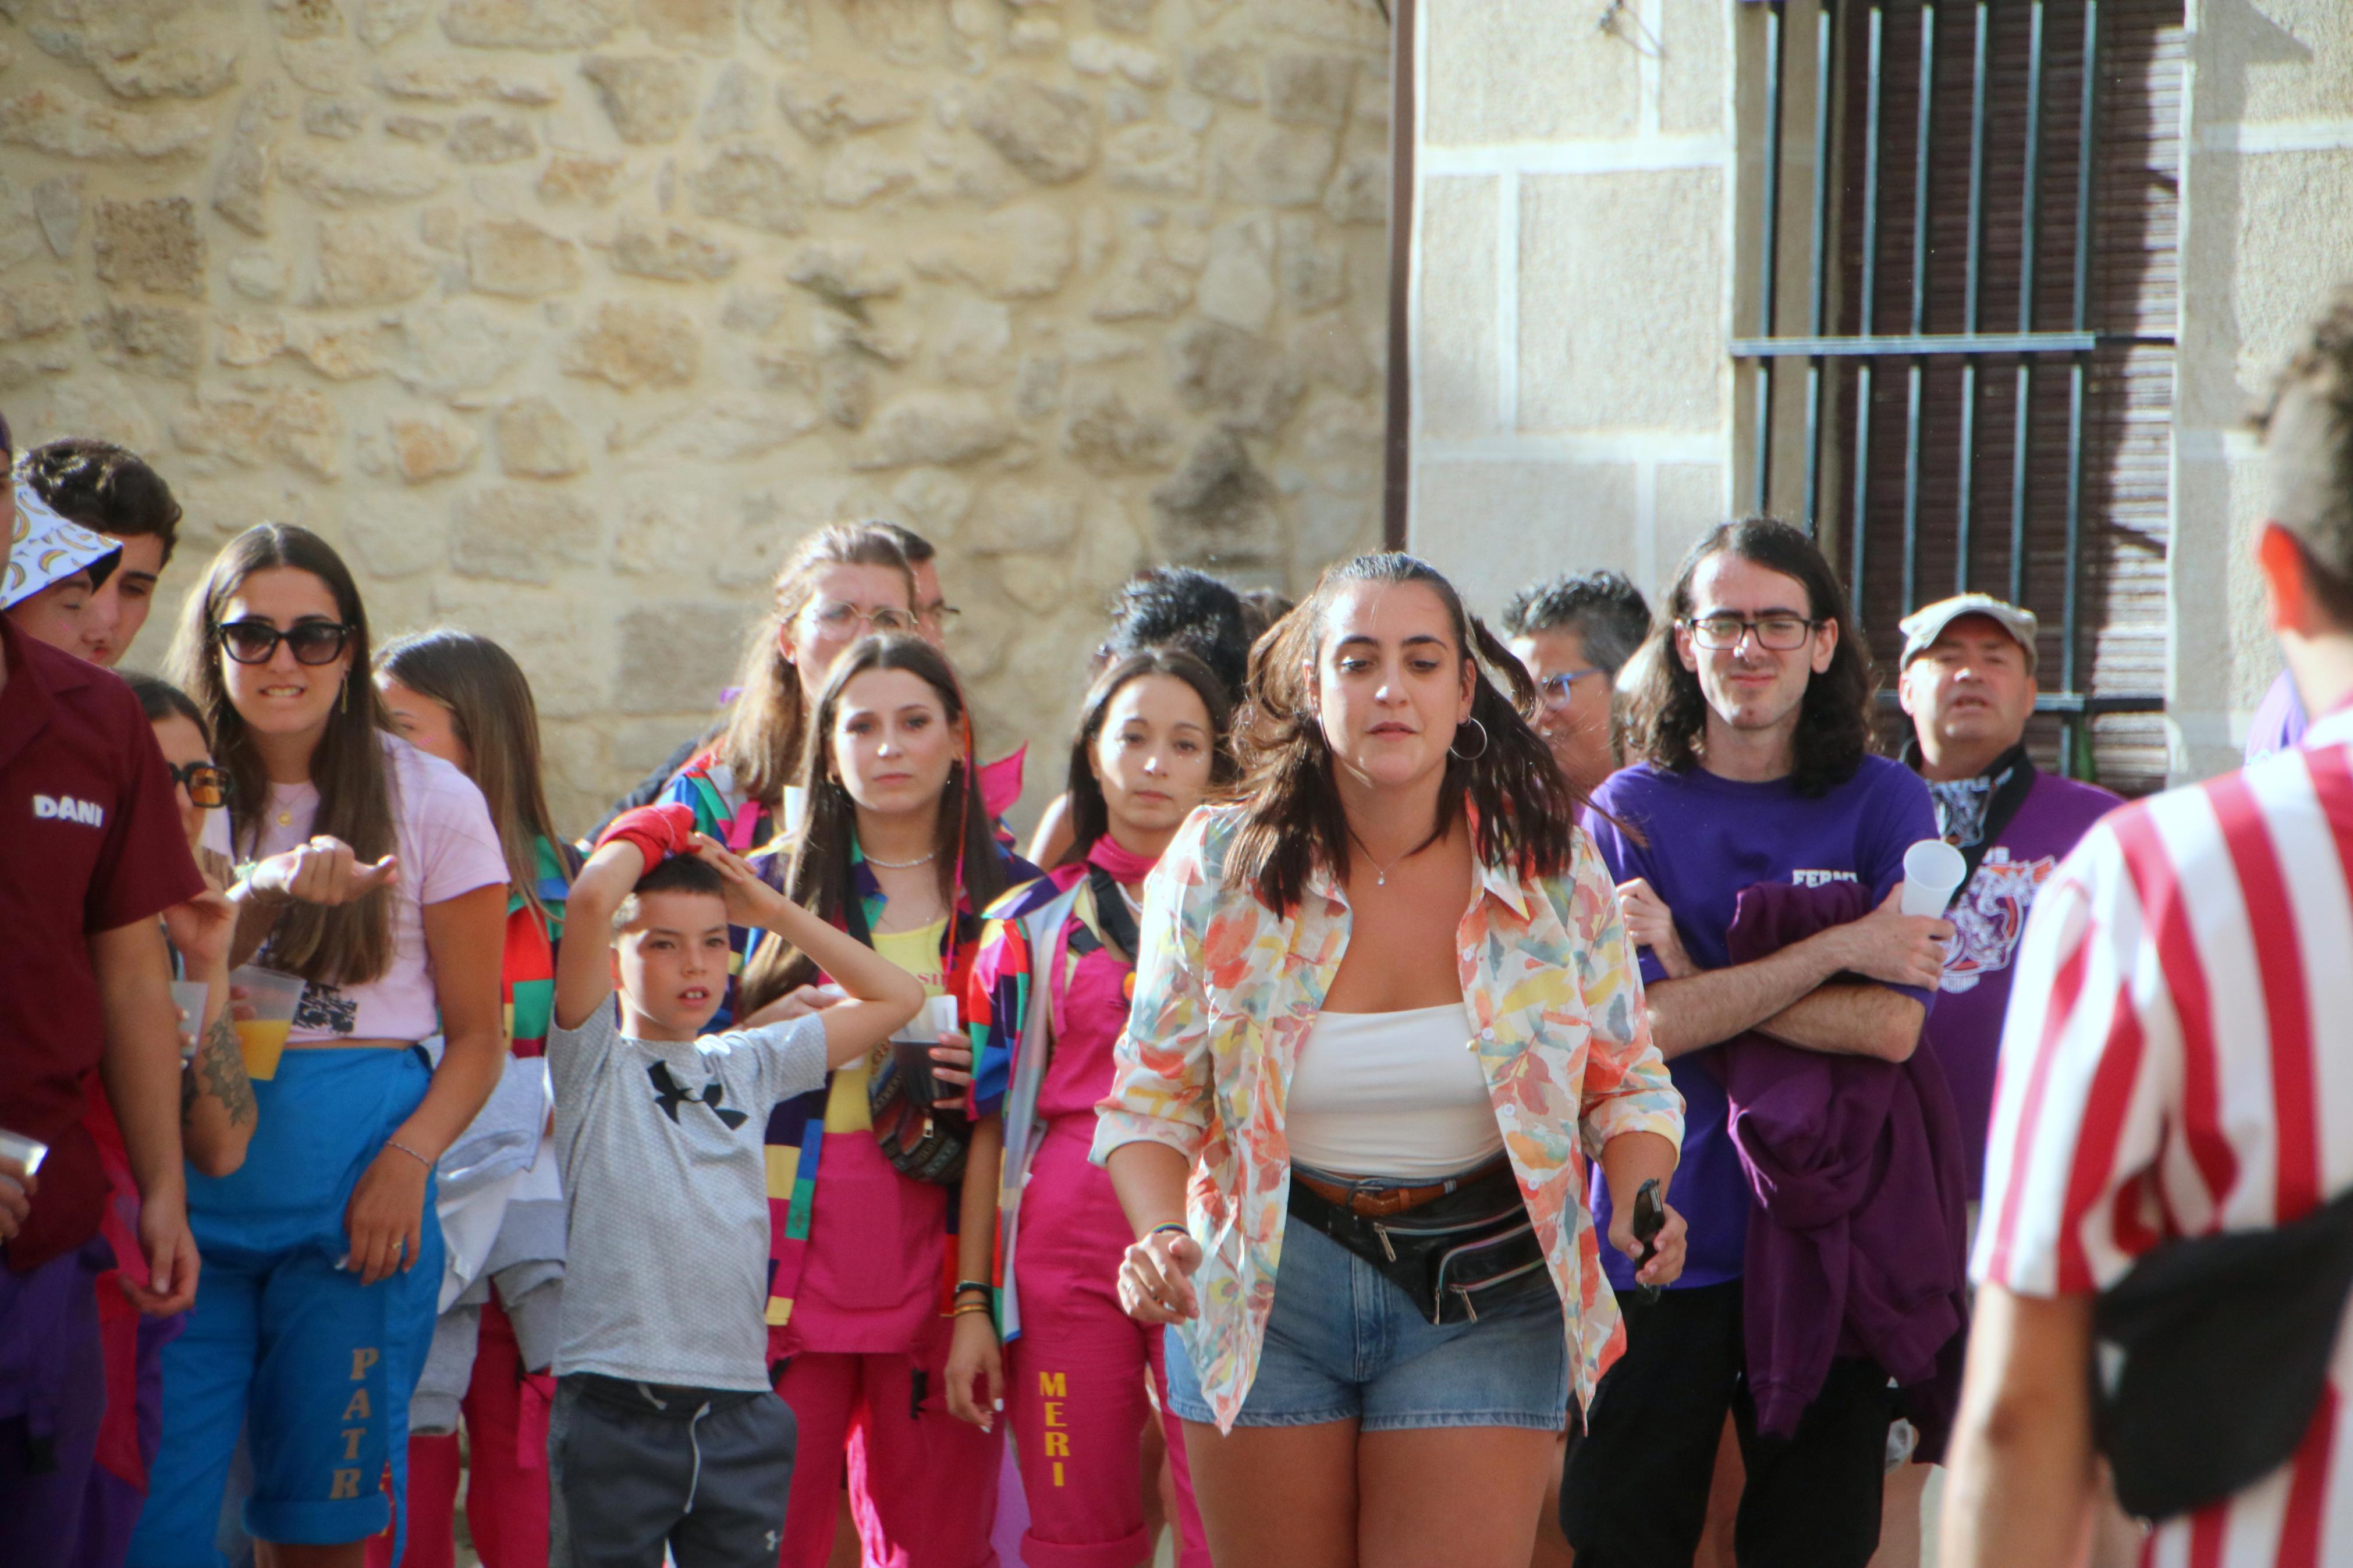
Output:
[1536, 669, 1608, 708]
[165, 761, 231, 808]
[215, 618, 354, 666]
[1683, 614, 1820, 652]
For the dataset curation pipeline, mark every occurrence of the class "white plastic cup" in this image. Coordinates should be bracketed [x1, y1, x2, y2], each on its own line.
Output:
[1900, 839, 1968, 918]
[229, 965, 307, 1081]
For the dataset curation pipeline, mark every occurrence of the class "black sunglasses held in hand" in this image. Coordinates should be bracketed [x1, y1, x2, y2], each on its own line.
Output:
[215, 619, 354, 666]
[165, 762, 231, 808]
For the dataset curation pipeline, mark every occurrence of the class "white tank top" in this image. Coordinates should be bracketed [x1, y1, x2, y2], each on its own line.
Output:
[1283, 1002, 1504, 1181]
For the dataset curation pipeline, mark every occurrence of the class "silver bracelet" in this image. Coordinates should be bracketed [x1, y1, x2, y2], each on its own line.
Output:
[384, 1138, 434, 1170]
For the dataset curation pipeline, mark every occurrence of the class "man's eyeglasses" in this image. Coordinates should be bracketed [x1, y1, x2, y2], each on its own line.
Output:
[1536, 669, 1609, 708]
[923, 603, 963, 631]
[1683, 614, 1819, 652]
[166, 762, 231, 808]
[810, 602, 917, 635]
[215, 619, 355, 666]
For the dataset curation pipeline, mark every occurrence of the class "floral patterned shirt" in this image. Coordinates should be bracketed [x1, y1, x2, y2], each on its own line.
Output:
[1090, 803, 1684, 1433]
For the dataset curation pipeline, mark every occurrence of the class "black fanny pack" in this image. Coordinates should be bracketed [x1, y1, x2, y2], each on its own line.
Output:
[2094, 1182, 2353, 1521]
[1286, 1159, 1552, 1327]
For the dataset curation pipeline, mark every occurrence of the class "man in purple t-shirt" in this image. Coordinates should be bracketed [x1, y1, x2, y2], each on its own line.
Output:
[1895, 595, 2121, 1194]
[1560, 520, 1951, 1568]
[1889, 592, 2120, 1559]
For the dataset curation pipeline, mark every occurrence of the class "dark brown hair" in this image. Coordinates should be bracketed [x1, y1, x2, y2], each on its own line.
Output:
[1059, 649, 1236, 869]
[167, 524, 398, 986]
[20, 438, 183, 566]
[740, 634, 1008, 1008]
[1631, 517, 1878, 798]
[124, 671, 211, 744]
[377, 629, 565, 928]
[715, 522, 917, 814]
[1224, 552, 1580, 914]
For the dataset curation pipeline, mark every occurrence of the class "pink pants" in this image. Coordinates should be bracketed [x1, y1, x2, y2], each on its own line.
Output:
[365, 1297, 551, 1568]
[1004, 1129, 1211, 1568]
[775, 1314, 1002, 1568]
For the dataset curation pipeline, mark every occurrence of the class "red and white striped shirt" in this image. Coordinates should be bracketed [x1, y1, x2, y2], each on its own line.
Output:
[1975, 705, 2353, 1565]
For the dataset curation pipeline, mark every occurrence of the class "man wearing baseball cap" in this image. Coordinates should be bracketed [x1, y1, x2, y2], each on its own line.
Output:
[1896, 593, 2122, 1190]
[1882, 595, 2124, 1561]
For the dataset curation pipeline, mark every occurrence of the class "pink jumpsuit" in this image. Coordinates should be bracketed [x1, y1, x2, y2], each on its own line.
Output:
[774, 1129, 1003, 1568]
[1003, 936, 1211, 1568]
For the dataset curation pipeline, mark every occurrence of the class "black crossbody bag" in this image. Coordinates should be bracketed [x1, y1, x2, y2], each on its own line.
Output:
[2093, 1183, 2353, 1520]
[1286, 1159, 1553, 1327]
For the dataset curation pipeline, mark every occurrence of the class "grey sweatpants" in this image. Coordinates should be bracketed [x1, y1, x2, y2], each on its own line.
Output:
[549, 1374, 797, 1568]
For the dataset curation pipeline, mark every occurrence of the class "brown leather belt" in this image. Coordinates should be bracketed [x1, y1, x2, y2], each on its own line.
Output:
[1290, 1156, 1508, 1219]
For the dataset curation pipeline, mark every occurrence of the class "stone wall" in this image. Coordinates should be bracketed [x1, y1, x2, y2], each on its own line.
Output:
[1405, 0, 1731, 618]
[0, 0, 1392, 830]
[2170, 0, 2353, 779]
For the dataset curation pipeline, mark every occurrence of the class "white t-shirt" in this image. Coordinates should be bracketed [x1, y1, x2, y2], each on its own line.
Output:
[207, 733, 507, 1043]
[549, 1004, 829, 1391]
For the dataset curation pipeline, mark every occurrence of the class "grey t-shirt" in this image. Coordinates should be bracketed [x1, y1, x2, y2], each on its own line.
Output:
[549, 1002, 828, 1391]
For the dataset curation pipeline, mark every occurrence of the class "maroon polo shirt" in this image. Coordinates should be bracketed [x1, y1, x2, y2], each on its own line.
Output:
[0, 614, 204, 1269]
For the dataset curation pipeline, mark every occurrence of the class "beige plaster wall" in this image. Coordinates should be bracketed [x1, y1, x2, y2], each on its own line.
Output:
[1405, 0, 1733, 620]
[0, 0, 1392, 830]
[2171, 0, 2353, 779]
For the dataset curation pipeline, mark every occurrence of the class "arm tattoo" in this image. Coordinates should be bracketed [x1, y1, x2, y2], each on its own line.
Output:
[193, 1011, 257, 1128]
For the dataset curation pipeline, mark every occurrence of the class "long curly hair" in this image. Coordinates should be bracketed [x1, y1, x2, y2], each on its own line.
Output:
[1223, 552, 1581, 914]
[1631, 517, 1877, 797]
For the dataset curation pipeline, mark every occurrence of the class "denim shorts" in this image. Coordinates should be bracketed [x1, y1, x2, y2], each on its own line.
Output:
[1162, 1207, 1571, 1433]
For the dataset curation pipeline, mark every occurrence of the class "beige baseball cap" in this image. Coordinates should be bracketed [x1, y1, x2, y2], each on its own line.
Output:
[1898, 593, 2039, 674]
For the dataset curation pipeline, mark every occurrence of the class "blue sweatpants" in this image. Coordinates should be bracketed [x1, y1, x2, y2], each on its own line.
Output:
[128, 1049, 443, 1567]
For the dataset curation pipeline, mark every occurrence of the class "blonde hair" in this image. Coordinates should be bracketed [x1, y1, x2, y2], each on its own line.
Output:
[713, 523, 917, 812]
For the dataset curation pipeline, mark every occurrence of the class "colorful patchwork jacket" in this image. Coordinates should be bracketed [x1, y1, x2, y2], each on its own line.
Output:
[964, 862, 1139, 1341]
[1089, 803, 1685, 1434]
[502, 836, 574, 1058]
[747, 838, 1041, 1356]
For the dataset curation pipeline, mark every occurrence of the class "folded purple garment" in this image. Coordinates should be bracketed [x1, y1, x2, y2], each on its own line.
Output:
[1720, 880, 1971, 1457]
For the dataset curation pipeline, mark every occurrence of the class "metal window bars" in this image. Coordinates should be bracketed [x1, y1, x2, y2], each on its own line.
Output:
[1733, 0, 2178, 784]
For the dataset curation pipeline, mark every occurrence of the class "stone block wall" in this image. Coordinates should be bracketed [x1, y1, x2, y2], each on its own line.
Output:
[1406, 0, 1732, 620]
[0, 0, 1392, 830]
[2171, 0, 2353, 779]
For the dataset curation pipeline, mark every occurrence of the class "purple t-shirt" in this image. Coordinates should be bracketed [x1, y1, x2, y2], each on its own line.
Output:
[1583, 755, 1937, 1292]
[1921, 769, 2119, 1196]
[2245, 670, 2308, 764]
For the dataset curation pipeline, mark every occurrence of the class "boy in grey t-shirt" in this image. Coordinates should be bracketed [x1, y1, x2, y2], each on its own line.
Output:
[546, 807, 923, 1568]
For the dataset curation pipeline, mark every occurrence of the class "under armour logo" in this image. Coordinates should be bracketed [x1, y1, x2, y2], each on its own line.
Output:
[647, 1061, 747, 1129]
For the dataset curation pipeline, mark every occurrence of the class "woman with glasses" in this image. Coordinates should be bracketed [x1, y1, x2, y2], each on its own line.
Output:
[369, 630, 579, 1568]
[1099, 553, 1686, 1568]
[733, 635, 1034, 1568]
[657, 525, 919, 1029]
[129, 525, 510, 1568]
[1499, 571, 1653, 799]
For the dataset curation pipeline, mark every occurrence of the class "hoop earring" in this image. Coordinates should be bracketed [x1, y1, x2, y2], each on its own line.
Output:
[1449, 715, 1489, 760]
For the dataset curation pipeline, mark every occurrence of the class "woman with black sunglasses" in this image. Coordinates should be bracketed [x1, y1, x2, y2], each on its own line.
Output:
[128, 525, 509, 1568]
